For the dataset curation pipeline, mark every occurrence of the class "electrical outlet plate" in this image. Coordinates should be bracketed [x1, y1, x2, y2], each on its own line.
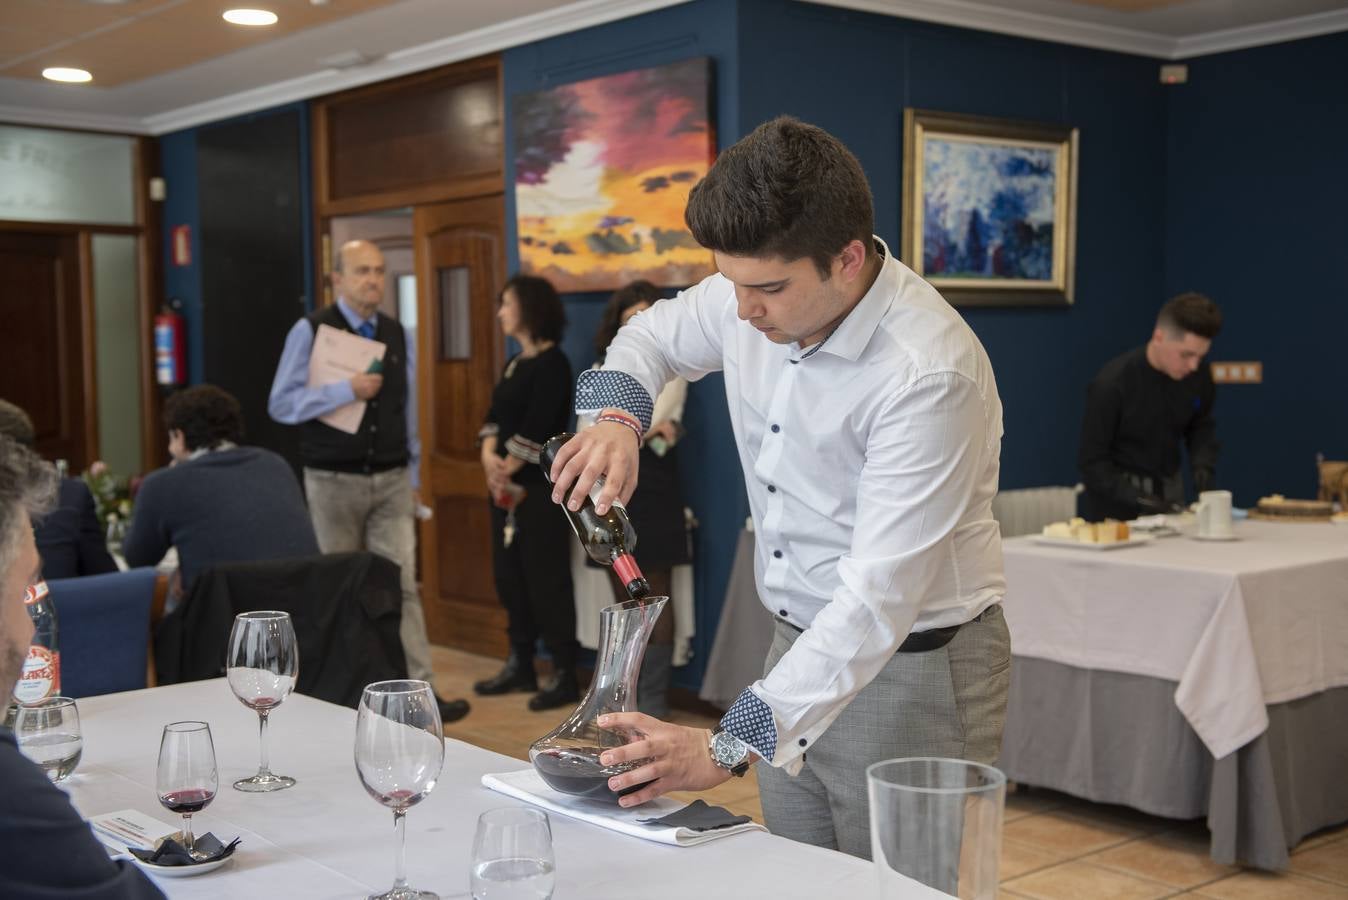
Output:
[1211, 361, 1262, 384]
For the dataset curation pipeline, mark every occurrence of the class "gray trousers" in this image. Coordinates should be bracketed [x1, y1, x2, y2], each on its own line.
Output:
[756, 604, 1011, 859]
[303, 467, 435, 683]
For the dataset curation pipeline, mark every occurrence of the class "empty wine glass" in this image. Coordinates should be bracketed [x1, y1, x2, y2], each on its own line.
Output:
[227, 610, 298, 792]
[157, 721, 218, 860]
[470, 808, 555, 900]
[15, 696, 83, 783]
[355, 680, 444, 900]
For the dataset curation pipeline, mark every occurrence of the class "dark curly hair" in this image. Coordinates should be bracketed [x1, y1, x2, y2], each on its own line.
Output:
[685, 116, 875, 278]
[502, 275, 566, 344]
[163, 385, 244, 452]
[594, 280, 662, 363]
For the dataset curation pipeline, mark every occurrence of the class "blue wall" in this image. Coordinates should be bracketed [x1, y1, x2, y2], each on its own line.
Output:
[158, 103, 315, 388]
[1164, 32, 1348, 505]
[503, 0, 747, 692]
[737, 0, 1170, 491]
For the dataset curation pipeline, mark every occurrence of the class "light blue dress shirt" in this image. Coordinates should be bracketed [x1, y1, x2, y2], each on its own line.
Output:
[268, 297, 420, 489]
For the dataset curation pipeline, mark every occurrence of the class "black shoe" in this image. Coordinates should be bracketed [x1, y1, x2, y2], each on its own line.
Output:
[528, 670, 580, 712]
[437, 696, 471, 724]
[473, 653, 537, 696]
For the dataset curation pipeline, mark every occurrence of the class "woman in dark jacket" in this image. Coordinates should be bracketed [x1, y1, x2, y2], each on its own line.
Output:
[473, 276, 578, 711]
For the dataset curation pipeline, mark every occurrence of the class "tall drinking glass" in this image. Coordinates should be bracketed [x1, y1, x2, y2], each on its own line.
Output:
[157, 721, 218, 860]
[356, 680, 444, 900]
[227, 610, 298, 792]
[470, 807, 555, 900]
[867, 757, 1005, 899]
[15, 696, 83, 783]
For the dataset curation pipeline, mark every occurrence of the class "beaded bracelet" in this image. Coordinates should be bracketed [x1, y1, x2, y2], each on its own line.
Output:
[596, 411, 643, 445]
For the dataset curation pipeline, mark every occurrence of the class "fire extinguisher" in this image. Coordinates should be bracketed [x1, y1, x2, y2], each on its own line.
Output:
[154, 300, 186, 387]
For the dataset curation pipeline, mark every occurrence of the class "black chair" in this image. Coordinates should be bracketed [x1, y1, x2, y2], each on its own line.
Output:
[47, 568, 158, 698]
[154, 552, 407, 708]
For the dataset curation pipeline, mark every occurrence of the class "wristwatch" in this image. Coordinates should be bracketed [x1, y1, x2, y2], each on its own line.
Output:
[708, 726, 752, 777]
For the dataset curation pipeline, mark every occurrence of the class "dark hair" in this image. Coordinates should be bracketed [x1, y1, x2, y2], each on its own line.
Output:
[503, 275, 566, 344]
[594, 281, 662, 362]
[685, 116, 875, 278]
[1158, 292, 1222, 340]
[163, 385, 244, 451]
[0, 400, 35, 447]
[0, 434, 57, 574]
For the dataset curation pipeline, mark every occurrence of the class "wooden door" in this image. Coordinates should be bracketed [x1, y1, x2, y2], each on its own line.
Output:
[414, 195, 507, 656]
[0, 231, 90, 468]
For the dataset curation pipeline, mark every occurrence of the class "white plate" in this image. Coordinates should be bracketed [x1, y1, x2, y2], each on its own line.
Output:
[1031, 535, 1155, 551]
[132, 856, 231, 878]
[1191, 532, 1240, 541]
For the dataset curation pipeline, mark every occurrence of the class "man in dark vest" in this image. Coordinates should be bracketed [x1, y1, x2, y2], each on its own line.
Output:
[269, 239, 469, 723]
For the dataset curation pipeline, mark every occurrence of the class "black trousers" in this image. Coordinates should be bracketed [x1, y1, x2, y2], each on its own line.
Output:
[488, 484, 577, 669]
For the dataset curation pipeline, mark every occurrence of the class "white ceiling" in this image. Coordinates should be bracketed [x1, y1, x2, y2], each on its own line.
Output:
[0, 0, 1345, 136]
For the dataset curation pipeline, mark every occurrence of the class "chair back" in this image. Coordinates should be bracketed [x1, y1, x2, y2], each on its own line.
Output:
[46, 568, 158, 699]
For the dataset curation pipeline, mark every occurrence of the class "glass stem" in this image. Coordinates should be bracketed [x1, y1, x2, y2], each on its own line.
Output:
[392, 810, 408, 891]
[257, 710, 272, 777]
[182, 813, 194, 853]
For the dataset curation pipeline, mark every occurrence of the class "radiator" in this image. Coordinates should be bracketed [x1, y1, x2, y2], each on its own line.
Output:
[992, 485, 1082, 538]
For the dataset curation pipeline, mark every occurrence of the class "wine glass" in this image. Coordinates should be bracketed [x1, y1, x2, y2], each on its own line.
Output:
[227, 610, 298, 792]
[470, 808, 555, 900]
[15, 696, 83, 783]
[355, 680, 444, 900]
[157, 721, 218, 860]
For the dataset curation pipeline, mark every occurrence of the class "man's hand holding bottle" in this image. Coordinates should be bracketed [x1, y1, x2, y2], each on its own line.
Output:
[547, 409, 642, 514]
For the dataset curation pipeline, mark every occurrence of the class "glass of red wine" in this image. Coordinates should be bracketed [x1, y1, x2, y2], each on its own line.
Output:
[156, 721, 218, 860]
[355, 680, 444, 900]
[227, 610, 298, 792]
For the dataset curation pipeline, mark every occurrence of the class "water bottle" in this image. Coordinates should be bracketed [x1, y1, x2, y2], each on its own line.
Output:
[13, 581, 60, 706]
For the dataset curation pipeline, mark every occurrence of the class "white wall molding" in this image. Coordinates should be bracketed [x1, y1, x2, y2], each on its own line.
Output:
[1174, 6, 1348, 59]
[0, 99, 147, 135]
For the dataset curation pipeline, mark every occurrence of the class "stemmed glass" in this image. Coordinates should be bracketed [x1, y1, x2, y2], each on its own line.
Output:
[15, 696, 83, 783]
[157, 721, 218, 860]
[355, 680, 445, 900]
[227, 610, 298, 792]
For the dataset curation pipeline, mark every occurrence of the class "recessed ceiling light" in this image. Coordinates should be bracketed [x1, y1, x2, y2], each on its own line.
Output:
[223, 9, 278, 26]
[42, 67, 93, 83]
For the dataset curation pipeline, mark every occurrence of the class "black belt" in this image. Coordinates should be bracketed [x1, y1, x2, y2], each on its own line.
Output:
[776, 607, 991, 653]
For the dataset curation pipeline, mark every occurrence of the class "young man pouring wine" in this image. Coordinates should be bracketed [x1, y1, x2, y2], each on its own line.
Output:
[546, 117, 1011, 859]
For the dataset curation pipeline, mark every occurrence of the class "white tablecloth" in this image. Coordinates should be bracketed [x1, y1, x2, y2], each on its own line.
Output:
[1002, 520, 1348, 758]
[63, 681, 947, 899]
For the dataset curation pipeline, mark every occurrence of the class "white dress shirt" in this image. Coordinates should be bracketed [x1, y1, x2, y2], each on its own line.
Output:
[576, 238, 1005, 773]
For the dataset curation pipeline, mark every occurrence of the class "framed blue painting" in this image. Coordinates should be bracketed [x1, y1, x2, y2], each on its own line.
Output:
[901, 109, 1079, 307]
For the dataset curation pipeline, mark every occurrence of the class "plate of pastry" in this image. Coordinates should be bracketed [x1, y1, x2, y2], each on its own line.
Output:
[1032, 518, 1156, 550]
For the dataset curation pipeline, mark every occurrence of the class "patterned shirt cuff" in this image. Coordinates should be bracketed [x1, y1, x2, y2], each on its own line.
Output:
[576, 370, 654, 433]
[504, 434, 542, 465]
[720, 688, 778, 764]
[476, 423, 499, 447]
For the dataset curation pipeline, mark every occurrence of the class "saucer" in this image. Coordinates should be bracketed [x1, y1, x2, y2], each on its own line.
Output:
[131, 856, 231, 878]
[1193, 532, 1239, 541]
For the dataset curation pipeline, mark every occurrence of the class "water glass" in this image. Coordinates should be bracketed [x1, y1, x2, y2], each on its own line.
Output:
[15, 696, 83, 783]
[356, 680, 444, 900]
[868, 757, 1005, 899]
[227, 610, 298, 791]
[157, 721, 219, 860]
[471, 807, 555, 900]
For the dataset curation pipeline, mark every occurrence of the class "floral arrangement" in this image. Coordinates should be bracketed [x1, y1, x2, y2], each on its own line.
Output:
[81, 461, 139, 542]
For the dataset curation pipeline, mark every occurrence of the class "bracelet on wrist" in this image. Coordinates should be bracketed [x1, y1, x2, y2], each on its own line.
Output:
[596, 412, 642, 445]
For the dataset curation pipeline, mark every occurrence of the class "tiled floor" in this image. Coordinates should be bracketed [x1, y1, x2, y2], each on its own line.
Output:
[429, 646, 1348, 899]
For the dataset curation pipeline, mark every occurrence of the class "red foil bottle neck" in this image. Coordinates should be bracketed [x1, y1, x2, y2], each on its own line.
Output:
[612, 553, 643, 587]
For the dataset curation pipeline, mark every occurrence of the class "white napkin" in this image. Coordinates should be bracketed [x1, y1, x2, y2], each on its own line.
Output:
[482, 769, 766, 847]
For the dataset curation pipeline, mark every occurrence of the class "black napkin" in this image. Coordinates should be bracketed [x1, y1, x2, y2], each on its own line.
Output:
[637, 800, 751, 832]
[129, 833, 241, 867]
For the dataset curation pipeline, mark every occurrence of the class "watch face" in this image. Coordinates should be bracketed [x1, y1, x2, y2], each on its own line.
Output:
[714, 731, 747, 766]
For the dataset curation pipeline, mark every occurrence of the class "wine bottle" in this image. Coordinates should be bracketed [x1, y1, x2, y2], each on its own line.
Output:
[540, 433, 651, 599]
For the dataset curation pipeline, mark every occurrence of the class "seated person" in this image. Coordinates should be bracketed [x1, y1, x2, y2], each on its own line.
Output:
[0, 399, 118, 579]
[123, 385, 319, 590]
[0, 435, 165, 898]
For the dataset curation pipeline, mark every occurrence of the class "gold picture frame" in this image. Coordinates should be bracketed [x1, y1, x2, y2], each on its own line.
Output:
[901, 108, 1079, 307]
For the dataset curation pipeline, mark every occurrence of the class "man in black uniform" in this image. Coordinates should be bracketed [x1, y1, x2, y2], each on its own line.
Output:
[1079, 292, 1222, 521]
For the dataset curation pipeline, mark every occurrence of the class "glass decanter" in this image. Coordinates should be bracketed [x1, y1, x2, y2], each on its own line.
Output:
[529, 596, 668, 804]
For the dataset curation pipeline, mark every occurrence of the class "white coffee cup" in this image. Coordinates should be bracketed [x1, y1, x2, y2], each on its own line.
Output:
[1197, 490, 1234, 538]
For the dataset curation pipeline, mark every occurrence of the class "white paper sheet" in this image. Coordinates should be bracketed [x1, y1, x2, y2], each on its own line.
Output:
[307, 323, 385, 434]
